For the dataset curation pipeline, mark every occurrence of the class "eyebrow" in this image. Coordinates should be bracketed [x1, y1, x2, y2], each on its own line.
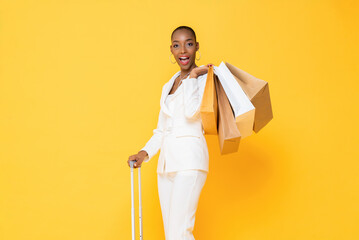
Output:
[172, 38, 194, 43]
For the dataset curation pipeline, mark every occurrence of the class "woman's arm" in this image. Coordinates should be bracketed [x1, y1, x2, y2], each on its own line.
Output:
[138, 83, 168, 162]
[139, 107, 166, 162]
[181, 64, 212, 120]
[181, 74, 207, 120]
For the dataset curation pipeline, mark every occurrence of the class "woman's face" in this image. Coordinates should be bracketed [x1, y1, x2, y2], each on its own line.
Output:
[170, 29, 199, 71]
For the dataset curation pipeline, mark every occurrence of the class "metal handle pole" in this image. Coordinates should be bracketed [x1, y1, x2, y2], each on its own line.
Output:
[138, 166, 143, 240]
[130, 161, 135, 240]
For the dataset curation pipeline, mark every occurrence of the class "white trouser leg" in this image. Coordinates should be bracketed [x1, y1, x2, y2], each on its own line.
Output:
[157, 170, 207, 240]
[157, 171, 174, 239]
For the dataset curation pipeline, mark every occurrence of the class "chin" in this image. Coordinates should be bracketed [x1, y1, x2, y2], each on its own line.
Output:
[185, 61, 195, 68]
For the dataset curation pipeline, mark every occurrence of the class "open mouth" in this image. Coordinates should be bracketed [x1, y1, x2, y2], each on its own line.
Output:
[179, 56, 190, 65]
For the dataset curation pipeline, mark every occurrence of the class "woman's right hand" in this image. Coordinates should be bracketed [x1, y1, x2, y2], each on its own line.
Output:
[189, 64, 213, 78]
[127, 150, 148, 168]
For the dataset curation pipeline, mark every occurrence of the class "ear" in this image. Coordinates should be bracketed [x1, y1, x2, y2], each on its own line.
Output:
[196, 42, 199, 51]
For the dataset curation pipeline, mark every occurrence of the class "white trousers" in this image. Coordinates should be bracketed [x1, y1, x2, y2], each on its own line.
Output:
[157, 170, 207, 240]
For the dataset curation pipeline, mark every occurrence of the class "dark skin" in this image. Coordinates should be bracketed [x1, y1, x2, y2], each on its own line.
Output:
[127, 29, 213, 168]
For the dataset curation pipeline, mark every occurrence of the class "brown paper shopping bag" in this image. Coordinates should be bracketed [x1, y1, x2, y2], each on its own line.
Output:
[214, 63, 255, 138]
[224, 62, 273, 133]
[200, 65, 218, 135]
[214, 74, 241, 154]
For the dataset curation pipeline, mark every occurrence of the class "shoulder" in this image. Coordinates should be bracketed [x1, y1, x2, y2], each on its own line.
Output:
[162, 82, 169, 91]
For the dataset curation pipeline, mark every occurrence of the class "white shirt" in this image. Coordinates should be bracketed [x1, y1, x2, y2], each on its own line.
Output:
[165, 82, 183, 108]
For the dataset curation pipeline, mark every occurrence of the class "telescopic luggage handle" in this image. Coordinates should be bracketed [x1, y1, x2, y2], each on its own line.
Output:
[130, 160, 143, 240]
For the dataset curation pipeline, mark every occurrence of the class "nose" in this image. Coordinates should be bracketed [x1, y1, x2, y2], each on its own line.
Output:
[180, 44, 186, 53]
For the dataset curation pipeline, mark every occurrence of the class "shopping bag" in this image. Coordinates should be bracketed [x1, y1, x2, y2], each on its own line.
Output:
[200, 65, 218, 135]
[224, 62, 273, 133]
[214, 75, 241, 154]
[214, 62, 255, 138]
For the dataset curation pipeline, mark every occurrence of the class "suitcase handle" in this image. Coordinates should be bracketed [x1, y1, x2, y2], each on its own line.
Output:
[130, 160, 143, 240]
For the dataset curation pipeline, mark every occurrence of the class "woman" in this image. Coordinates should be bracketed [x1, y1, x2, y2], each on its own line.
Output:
[127, 26, 212, 240]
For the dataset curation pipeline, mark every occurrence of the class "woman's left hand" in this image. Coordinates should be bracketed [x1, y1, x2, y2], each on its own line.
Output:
[189, 63, 213, 78]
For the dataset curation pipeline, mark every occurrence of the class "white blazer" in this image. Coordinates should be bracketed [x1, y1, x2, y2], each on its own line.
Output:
[140, 69, 209, 173]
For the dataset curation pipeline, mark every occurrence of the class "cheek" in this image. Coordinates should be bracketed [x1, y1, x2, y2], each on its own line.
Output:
[190, 47, 197, 53]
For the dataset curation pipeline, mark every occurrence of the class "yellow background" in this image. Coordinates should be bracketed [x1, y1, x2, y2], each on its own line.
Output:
[1, 0, 358, 239]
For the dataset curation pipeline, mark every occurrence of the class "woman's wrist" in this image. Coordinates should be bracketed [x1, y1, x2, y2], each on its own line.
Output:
[138, 150, 148, 156]
[189, 72, 198, 78]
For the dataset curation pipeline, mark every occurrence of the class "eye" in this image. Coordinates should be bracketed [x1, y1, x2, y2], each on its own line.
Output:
[173, 44, 178, 48]
[187, 42, 193, 46]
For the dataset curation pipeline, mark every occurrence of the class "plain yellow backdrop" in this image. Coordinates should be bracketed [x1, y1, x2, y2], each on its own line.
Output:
[0, 0, 358, 239]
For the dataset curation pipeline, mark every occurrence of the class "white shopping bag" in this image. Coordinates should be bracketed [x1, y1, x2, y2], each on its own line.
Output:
[213, 62, 255, 138]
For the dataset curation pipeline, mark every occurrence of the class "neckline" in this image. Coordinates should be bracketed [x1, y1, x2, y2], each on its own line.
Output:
[168, 82, 183, 96]
[168, 72, 190, 96]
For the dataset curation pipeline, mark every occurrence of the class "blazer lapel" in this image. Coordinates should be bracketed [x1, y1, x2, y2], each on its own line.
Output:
[161, 67, 202, 117]
[161, 71, 180, 117]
